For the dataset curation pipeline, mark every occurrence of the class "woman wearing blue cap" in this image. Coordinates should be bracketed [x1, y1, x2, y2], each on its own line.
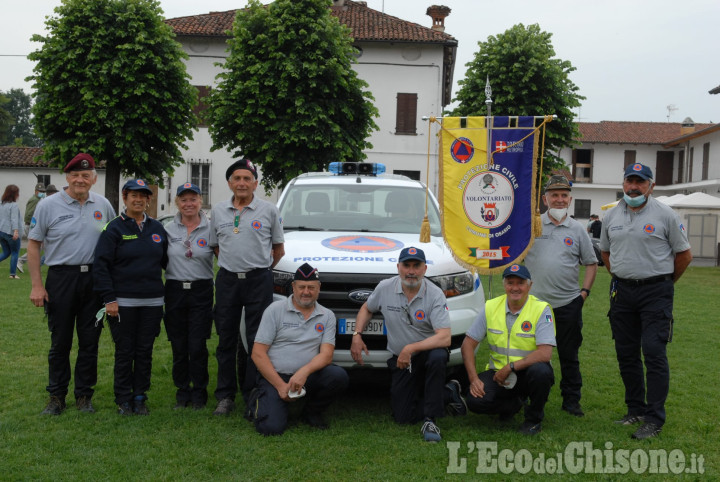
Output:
[93, 179, 168, 416]
[163, 183, 215, 410]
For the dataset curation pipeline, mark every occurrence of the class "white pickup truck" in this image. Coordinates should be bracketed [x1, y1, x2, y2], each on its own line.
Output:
[272, 162, 485, 375]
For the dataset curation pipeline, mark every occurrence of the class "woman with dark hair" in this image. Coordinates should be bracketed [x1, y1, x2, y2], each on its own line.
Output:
[93, 179, 168, 416]
[0, 184, 22, 279]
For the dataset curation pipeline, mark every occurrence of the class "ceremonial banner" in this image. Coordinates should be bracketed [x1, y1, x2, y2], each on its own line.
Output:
[439, 116, 539, 274]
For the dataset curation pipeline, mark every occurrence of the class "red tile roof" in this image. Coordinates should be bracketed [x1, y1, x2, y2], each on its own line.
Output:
[0, 147, 48, 167]
[578, 121, 715, 145]
[165, 0, 457, 45]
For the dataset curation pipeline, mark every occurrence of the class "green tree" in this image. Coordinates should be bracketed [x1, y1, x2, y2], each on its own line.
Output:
[28, 0, 197, 211]
[0, 93, 13, 145]
[2, 88, 41, 147]
[452, 23, 584, 178]
[207, 0, 378, 192]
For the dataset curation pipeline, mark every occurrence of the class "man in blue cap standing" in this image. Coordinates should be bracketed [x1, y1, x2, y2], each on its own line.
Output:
[461, 264, 556, 435]
[599, 163, 692, 439]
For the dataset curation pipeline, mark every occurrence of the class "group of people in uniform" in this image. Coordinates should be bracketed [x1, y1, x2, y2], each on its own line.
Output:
[24, 152, 691, 442]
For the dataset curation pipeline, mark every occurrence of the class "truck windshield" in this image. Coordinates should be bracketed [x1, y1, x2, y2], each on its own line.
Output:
[280, 184, 442, 235]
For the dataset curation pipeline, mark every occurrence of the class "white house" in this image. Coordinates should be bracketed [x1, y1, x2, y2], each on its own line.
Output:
[557, 119, 720, 262]
[159, 0, 458, 214]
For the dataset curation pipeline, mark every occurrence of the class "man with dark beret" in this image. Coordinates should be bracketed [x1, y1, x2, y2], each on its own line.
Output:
[28, 153, 116, 415]
[209, 158, 285, 415]
[248, 263, 348, 435]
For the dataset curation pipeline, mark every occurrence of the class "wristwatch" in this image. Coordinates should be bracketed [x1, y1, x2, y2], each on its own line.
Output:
[509, 362, 516, 373]
[581, 288, 591, 296]
[352, 331, 362, 336]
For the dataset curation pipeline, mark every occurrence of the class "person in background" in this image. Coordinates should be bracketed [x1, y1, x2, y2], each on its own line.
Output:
[209, 158, 285, 416]
[351, 247, 466, 443]
[599, 163, 692, 440]
[461, 264, 556, 436]
[249, 263, 349, 435]
[524, 175, 597, 417]
[588, 214, 602, 239]
[45, 184, 59, 196]
[0, 184, 22, 279]
[163, 183, 215, 410]
[28, 153, 115, 415]
[16, 182, 45, 273]
[93, 179, 168, 416]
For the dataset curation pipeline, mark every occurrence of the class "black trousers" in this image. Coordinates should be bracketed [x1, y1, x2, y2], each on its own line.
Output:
[609, 278, 674, 426]
[553, 295, 584, 406]
[45, 266, 103, 400]
[164, 279, 213, 405]
[214, 268, 273, 402]
[251, 365, 349, 436]
[466, 362, 555, 424]
[387, 348, 448, 424]
[108, 306, 163, 405]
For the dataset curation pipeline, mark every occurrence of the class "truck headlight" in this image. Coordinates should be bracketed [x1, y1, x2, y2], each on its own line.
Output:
[273, 270, 294, 295]
[428, 272, 474, 298]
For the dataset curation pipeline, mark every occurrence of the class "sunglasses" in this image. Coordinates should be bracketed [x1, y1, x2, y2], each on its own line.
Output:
[183, 238, 193, 258]
[402, 306, 415, 326]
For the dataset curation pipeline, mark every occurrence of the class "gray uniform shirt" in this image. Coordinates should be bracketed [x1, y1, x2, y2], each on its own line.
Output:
[366, 276, 451, 356]
[209, 195, 284, 272]
[599, 196, 690, 279]
[525, 213, 597, 308]
[164, 211, 214, 281]
[254, 295, 336, 375]
[29, 189, 115, 266]
[466, 298, 556, 347]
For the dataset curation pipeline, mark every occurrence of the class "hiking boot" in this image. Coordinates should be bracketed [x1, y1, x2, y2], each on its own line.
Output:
[213, 398, 235, 416]
[518, 421, 542, 436]
[615, 414, 644, 425]
[133, 398, 149, 416]
[421, 418, 441, 442]
[445, 379, 467, 416]
[191, 401, 206, 411]
[41, 396, 66, 415]
[632, 422, 662, 440]
[76, 396, 95, 413]
[173, 400, 189, 410]
[302, 413, 329, 430]
[117, 402, 133, 416]
[562, 403, 584, 417]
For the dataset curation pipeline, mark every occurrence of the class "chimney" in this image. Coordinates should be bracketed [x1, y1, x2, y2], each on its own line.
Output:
[681, 117, 695, 136]
[426, 5, 451, 32]
[332, 0, 346, 8]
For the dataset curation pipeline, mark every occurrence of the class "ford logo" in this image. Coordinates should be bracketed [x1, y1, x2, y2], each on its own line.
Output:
[348, 289, 373, 304]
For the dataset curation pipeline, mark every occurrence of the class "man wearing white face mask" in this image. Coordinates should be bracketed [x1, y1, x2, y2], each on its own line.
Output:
[599, 163, 691, 440]
[525, 175, 597, 418]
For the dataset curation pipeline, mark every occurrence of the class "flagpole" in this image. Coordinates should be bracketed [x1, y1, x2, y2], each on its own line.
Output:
[485, 76, 493, 300]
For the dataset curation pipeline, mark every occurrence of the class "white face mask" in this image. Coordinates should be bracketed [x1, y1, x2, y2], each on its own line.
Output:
[548, 208, 568, 221]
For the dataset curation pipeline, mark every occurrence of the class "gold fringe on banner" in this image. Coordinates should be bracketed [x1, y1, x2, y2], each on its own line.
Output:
[419, 116, 436, 243]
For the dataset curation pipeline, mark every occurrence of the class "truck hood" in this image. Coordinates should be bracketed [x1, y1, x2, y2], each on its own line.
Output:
[276, 231, 468, 275]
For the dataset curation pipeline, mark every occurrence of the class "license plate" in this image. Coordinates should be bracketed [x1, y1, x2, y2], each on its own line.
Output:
[338, 318, 386, 335]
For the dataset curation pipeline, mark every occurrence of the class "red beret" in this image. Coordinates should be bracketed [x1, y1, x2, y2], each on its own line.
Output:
[64, 153, 96, 172]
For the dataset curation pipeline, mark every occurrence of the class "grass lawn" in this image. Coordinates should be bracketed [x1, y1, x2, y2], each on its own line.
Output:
[0, 262, 717, 480]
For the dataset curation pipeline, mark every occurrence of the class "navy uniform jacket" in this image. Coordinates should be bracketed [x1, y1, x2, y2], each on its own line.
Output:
[93, 213, 168, 304]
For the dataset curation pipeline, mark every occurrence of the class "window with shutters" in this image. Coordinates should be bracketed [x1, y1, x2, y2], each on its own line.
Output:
[193, 86, 211, 128]
[624, 150, 636, 169]
[702, 142, 710, 180]
[572, 149, 593, 182]
[655, 151, 673, 185]
[574, 199, 591, 219]
[395, 93, 417, 135]
[189, 159, 211, 208]
[677, 150, 684, 183]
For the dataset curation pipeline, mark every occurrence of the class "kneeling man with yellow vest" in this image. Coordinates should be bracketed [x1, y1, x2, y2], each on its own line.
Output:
[461, 264, 556, 435]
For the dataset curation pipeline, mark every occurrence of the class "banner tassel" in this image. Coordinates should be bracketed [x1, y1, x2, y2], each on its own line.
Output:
[420, 215, 431, 243]
[419, 116, 435, 243]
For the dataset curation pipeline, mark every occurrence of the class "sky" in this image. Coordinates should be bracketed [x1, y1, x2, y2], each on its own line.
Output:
[1, 0, 718, 124]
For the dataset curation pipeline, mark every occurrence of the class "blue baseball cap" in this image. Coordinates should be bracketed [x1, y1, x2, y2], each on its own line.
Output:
[502, 264, 531, 280]
[398, 247, 426, 263]
[176, 182, 202, 196]
[624, 163, 653, 181]
[122, 179, 152, 195]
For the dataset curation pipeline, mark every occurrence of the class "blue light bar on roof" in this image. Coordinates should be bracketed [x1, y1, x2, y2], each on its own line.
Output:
[328, 162, 386, 176]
